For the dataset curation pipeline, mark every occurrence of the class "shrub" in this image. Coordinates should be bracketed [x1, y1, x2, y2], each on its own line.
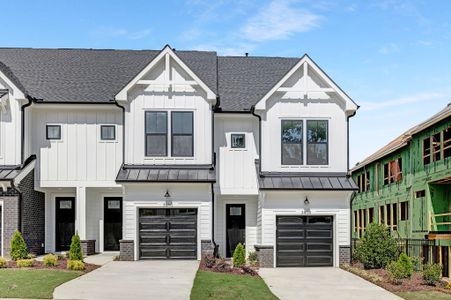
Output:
[232, 243, 246, 268]
[422, 263, 441, 285]
[354, 223, 398, 269]
[43, 254, 58, 267]
[397, 253, 413, 278]
[0, 257, 7, 268]
[387, 261, 404, 284]
[410, 256, 423, 271]
[10, 231, 28, 261]
[67, 260, 85, 271]
[16, 259, 35, 267]
[69, 234, 83, 261]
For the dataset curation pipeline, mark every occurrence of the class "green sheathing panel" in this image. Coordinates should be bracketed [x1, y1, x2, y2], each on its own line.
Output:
[352, 117, 450, 245]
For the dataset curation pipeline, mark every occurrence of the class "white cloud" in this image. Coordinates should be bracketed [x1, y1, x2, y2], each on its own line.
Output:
[93, 27, 151, 40]
[359, 91, 446, 111]
[241, 1, 321, 42]
[379, 43, 400, 54]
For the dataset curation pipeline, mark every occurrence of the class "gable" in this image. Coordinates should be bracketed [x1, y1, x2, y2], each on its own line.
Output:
[115, 45, 216, 103]
[253, 55, 358, 115]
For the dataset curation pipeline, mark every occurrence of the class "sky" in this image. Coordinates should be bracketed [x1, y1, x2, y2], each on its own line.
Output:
[1, 0, 450, 166]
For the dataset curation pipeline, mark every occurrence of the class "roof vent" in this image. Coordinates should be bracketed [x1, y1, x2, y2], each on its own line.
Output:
[245, 52, 249, 57]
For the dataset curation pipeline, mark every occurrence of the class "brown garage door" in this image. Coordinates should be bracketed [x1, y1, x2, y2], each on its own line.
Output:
[139, 208, 197, 259]
[276, 216, 333, 267]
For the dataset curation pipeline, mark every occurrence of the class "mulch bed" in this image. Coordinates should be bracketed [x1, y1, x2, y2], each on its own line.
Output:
[199, 257, 259, 276]
[342, 262, 451, 296]
[5, 258, 99, 273]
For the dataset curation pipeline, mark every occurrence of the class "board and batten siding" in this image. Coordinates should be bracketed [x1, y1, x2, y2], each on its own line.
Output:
[0, 83, 22, 166]
[260, 191, 352, 267]
[214, 114, 259, 195]
[30, 106, 122, 187]
[215, 195, 258, 257]
[122, 183, 212, 260]
[124, 56, 213, 165]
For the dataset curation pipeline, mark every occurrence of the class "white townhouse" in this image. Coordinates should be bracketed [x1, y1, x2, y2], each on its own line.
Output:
[0, 45, 358, 267]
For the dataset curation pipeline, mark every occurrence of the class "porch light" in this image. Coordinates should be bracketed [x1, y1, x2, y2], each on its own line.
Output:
[304, 197, 309, 205]
[164, 190, 171, 198]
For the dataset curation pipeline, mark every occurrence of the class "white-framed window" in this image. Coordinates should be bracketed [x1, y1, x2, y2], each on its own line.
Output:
[100, 125, 116, 141]
[46, 124, 61, 140]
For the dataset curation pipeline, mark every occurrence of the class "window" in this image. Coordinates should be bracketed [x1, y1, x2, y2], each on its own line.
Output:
[423, 137, 431, 165]
[357, 171, 371, 193]
[145, 111, 167, 156]
[171, 112, 193, 157]
[432, 132, 441, 162]
[307, 120, 328, 165]
[46, 125, 61, 140]
[231, 134, 245, 148]
[353, 210, 358, 236]
[383, 158, 402, 185]
[444, 127, 451, 159]
[392, 203, 398, 228]
[100, 125, 116, 140]
[386, 204, 391, 226]
[281, 120, 303, 165]
[400, 201, 408, 221]
[369, 207, 374, 224]
[415, 190, 426, 198]
[379, 205, 385, 225]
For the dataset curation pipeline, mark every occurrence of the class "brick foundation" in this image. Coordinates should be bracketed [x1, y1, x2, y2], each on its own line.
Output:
[254, 245, 274, 268]
[81, 240, 96, 256]
[119, 240, 135, 261]
[339, 245, 351, 265]
[201, 240, 215, 256]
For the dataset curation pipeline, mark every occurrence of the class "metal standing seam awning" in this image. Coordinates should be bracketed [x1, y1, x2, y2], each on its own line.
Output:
[0, 155, 37, 191]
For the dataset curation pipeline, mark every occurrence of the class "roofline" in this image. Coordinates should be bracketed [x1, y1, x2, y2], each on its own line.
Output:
[116, 179, 216, 183]
[259, 187, 358, 191]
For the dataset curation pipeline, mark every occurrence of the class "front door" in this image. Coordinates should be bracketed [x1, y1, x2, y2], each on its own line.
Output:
[104, 197, 123, 251]
[226, 204, 246, 257]
[55, 197, 75, 251]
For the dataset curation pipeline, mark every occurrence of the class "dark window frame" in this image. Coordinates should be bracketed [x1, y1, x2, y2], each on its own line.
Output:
[306, 120, 329, 165]
[171, 111, 194, 157]
[100, 125, 116, 141]
[145, 111, 168, 157]
[46, 124, 61, 140]
[231, 134, 246, 149]
[281, 119, 304, 165]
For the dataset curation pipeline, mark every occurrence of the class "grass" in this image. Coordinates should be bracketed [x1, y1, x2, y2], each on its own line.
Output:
[190, 270, 278, 300]
[396, 290, 451, 300]
[0, 269, 82, 299]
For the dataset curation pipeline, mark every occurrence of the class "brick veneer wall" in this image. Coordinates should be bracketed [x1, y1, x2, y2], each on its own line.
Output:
[0, 196, 20, 258]
[254, 245, 274, 268]
[339, 245, 351, 265]
[119, 240, 135, 261]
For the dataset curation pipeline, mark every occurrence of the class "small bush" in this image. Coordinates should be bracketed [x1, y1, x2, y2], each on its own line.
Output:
[16, 258, 35, 268]
[410, 256, 424, 271]
[353, 223, 398, 269]
[69, 234, 83, 261]
[10, 231, 28, 261]
[67, 260, 85, 271]
[0, 257, 7, 268]
[232, 243, 246, 267]
[387, 261, 404, 284]
[43, 254, 58, 267]
[397, 253, 413, 278]
[422, 263, 441, 285]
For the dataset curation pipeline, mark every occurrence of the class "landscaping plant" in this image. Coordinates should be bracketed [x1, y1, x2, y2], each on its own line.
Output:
[422, 263, 442, 286]
[16, 259, 35, 268]
[0, 257, 6, 268]
[43, 254, 58, 267]
[67, 260, 85, 271]
[10, 231, 28, 261]
[396, 253, 414, 278]
[354, 223, 398, 269]
[232, 243, 246, 267]
[69, 234, 83, 261]
[386, 261, 404, 285]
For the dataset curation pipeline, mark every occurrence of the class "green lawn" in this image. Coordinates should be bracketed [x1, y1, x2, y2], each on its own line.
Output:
[0, 269, 82, 299]
[396, 290, 451, 300]
[190, 270, 278, 300]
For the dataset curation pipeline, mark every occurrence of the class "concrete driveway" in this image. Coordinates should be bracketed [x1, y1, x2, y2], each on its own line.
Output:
[54, 260, 199, 300]
[259, 267, 402, 300]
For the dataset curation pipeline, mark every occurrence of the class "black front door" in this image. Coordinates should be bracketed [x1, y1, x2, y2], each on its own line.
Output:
[104, 197, 123, 251]
[55, 197, 75, 251]
[226, 204, 246, 257]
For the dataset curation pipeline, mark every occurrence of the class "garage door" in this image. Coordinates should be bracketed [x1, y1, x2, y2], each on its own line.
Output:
[139, 208, 197, 259]
[276, 216, 333, 267]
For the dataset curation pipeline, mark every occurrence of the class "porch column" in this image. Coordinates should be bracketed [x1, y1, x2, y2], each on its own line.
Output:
[75, 186, 87, 240]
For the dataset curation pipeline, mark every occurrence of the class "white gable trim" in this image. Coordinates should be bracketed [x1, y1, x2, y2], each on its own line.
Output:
[254, 55, 358, 113]
[115, 45, 216, 102]
[0, 70, 26, 100]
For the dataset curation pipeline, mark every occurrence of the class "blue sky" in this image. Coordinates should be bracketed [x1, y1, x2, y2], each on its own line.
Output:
[1, 0, 450, 166]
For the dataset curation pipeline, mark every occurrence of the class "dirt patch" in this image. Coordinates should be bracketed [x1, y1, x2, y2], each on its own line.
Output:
[199, 257, 259, 276]
[5, 259, 99, 273]
[342, 263, 451, 296]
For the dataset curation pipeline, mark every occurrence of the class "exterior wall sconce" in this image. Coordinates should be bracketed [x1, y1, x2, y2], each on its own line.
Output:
[304, 197, 309, 205]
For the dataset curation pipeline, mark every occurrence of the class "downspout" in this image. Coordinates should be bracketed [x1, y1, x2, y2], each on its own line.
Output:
[347, 108, 358, 261]
[211, 101, 217, 252]
[114, 101, 126, 164]
[349, 191, 357, 260]
[251, 106, 262, 174]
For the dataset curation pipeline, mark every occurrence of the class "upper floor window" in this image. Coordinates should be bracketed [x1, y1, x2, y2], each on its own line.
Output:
[444, 127, 451, 159]
[357, 171, 370, 193]
[281, 120, 303, 165]
[307, 120, 328, 165]
[423, 128, 451, 165]
[231, 134, 245, 148]
[383, 157, 402, 185]
[46, 125, 61, 140]
[145, 111, 167, 156]
[171, 112, 193, 157]
[100, 125, 116, 141]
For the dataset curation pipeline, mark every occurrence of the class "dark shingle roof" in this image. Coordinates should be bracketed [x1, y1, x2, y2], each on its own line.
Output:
[116, 164, 216, 183]
[217, 56, 300, 111]
[0, 48, 217, 103]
